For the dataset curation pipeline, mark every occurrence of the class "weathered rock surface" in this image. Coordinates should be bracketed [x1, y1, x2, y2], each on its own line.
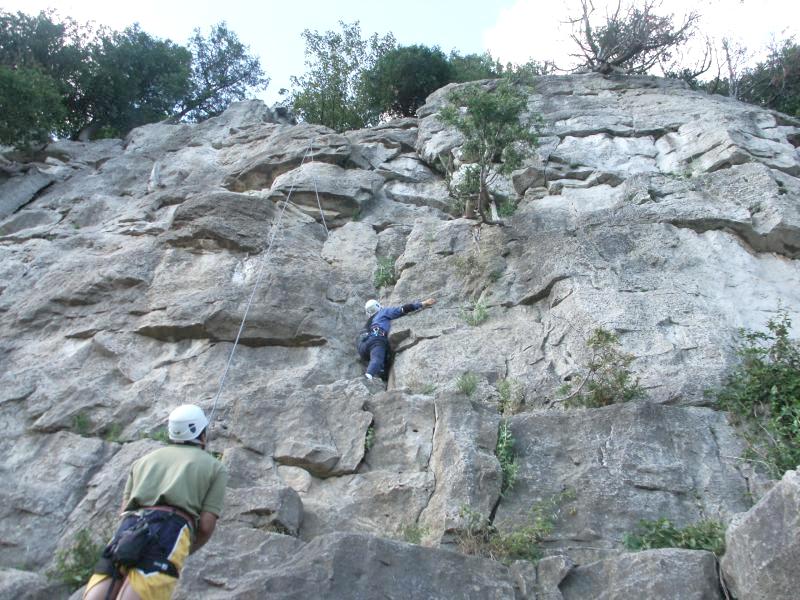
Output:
[0, 568, 67, 600]
[174, 531, 517, 599]
[2, 73, 799, 599]
[494, 402, 751, 563]
[721, 469, 800, 600]
[558, 549, 722, 600]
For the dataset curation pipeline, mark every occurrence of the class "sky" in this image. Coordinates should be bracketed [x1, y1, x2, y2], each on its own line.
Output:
[4, 0, 800, 104]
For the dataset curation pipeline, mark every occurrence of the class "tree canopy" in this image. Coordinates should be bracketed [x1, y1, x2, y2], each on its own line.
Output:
[287, 21, 396, 132]
[0, 10, 268, 146]
[738, 39, 800, 117]
[363, 44, 452, 118]
[0, 66, 66, 147]
[78, 25, 192, 139]
[177, 22, 268, 122]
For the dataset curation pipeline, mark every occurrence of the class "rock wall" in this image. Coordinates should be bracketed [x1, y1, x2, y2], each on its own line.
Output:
[1, 74, 799, 598]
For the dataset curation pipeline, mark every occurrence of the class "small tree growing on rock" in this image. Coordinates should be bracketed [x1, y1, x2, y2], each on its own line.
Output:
[557, 328, 645, 408]
[568, 0, 699, 75]
[438, 79, 537, 223]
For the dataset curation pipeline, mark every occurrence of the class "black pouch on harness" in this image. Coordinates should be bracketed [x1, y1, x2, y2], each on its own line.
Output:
[105, 516, 153, 566]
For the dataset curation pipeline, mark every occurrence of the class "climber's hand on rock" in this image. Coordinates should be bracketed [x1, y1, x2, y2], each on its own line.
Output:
[422, 298, 436, 308]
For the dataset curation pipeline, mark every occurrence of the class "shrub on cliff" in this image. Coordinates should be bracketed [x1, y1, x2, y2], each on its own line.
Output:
[715, 310, 800, 477]
[558, 328, 645, 408]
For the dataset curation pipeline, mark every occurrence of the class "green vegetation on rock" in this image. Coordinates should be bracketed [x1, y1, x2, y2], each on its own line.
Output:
[49, 529, 104, 590]
[715, 310, 800, 478]
[559, 328, 645, 408]
[457, 490, 575, 563]
[624, 518, 726, 556]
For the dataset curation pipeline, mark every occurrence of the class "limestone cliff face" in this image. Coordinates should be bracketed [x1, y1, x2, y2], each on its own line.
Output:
[1, 74, 799, 599]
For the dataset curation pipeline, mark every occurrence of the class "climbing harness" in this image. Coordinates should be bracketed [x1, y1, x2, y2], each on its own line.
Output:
[207, 138, 328, 434]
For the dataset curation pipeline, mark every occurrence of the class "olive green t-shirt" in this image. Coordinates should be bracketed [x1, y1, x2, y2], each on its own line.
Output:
[123, 444, 227, 518]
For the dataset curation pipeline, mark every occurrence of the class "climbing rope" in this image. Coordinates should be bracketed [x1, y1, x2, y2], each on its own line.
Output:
[208, 139, 324, 430]
[309, 142, 329, 237]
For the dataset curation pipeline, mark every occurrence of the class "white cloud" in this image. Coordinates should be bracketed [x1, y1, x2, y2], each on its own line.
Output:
[483, 0, 577, 68]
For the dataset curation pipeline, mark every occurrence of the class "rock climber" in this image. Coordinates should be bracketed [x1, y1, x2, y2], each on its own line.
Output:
[358, 297, 435, 381]
[83, 404, 227, 600]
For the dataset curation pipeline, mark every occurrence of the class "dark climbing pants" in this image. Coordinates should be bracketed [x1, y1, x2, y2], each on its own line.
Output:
[359, 335, 390, 378]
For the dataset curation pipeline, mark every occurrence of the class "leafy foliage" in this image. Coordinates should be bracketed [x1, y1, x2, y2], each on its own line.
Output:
[439, 80, 536, 222]
[288, 21, 395, 131]
[461, 300, 489, 326]
[80, 24, 192, 138]
[738, 38, 800, 117]
[103, 423, 123, 443]
[145, 427, 170, 443]
[364, 424, 375, 452]
[0, 10, 89, 141]
[497, 378, 525, 415]
[715, 310, 800, 477]
[401, 523, 430, 544]
[448, 51, 502, 82]
[496, 420, 518, 495]
[49, 529, 104, 590]
[0, 66, 66, 146]
[0, 11, 267, 143]
[559, 328, 645, 408]
[178, 22, 268, 121]
[373, 256, 397, 288]
[456, 371, 479, 396]
[364, 44, 451, 118]
[568, 0, 699, 74]
[72, 412, 91, 436]
[496, 197, 518, 217]
[623, 518, 726, 556]
[457, 490, 575, 563]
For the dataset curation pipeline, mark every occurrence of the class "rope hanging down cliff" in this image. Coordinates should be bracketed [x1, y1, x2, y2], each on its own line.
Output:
[207, 139, 328, 432]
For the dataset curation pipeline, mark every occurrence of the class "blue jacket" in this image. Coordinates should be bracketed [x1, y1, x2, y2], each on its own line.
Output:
[370, 302, 423, 335]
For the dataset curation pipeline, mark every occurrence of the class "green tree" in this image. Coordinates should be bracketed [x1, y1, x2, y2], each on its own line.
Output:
[364, 44, 451, 118]
[558, 328, 645, 408]
[439, 80, 537, 222]
[176, 22, 269, 122]
[0, 10, 90, 137]
[288, 20, 395, 131]
[448, 51, 502, 82]
[568, 0, 699, 74]
[78, 24, 192, 139]
[0, 66, 66, 146]
[738, 38, 800, 117]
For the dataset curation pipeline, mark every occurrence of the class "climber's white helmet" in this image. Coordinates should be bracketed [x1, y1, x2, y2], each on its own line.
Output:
[365, 299, 381, 317]
[168, 404, 209, 441]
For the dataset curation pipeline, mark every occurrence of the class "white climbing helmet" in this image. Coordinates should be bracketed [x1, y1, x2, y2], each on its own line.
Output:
[365, 299, 381, 317]
[168, 404, 209, 441]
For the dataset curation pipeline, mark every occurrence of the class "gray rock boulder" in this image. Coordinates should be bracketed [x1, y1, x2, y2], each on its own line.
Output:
[268, 162, 384, 225]
[419, 392, 503, 543]
[494, 403, 751, 563]
[0, 568, 67, 600]
[224, 123, 350, 192]
[559, 549, 722, 600]
[0, 433, 114, 569]
[721, 469, 800, 600]
[175, 531, 517, 599]
[0, 167, 56, 218]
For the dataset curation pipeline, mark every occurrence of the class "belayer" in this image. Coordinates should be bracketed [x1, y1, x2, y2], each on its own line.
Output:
[83, 404, 227, 600]
[358, 297, 435, 381]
